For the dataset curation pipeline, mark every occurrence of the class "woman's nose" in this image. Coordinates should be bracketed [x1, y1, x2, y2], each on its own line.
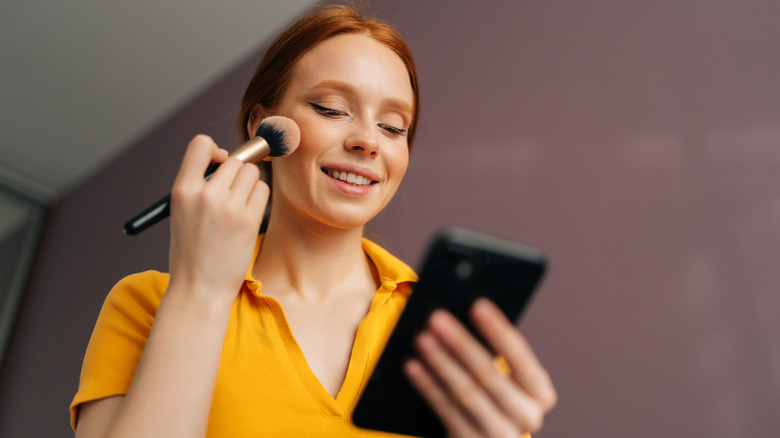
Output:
[345, 120, 380, 157]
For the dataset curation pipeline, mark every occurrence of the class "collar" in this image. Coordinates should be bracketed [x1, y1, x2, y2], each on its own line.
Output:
[243, 234, 418, 292]
[361, 238, 419, 289]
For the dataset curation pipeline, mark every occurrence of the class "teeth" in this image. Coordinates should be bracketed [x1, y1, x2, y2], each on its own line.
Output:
[326, 169, 372, 186]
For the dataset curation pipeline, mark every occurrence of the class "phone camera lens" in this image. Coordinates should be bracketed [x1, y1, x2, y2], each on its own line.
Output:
[455, 260, 473, 279]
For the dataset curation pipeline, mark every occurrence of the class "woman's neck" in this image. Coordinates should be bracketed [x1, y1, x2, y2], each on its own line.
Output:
[253, 213, 378, 302]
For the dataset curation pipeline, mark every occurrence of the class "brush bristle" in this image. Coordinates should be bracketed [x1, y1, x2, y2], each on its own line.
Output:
[256, 116, 300, 157]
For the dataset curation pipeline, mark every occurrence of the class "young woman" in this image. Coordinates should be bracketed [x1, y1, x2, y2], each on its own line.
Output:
[71, 5, 556, 437]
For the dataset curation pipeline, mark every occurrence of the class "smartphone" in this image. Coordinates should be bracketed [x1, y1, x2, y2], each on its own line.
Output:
[352, 227, 547, 437]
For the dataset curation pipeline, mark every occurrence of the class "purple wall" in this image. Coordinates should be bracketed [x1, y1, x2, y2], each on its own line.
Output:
[1, 1, 779, 437]
[371, 1, 780, 437]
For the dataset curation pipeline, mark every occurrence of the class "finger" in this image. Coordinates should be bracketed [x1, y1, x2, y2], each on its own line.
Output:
[415, 330, 516, 437]
[472, 298, 557, 411]
[404, 358, 480, 438]
[205, 157, 244, 191]
[228, 163, 261, 201]
[428, 310, 545, 432]
[174, 135, 226, 186]
[246, 180, 270, 219]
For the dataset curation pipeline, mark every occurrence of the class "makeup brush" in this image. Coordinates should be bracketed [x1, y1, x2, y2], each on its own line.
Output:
[123, 116, 300, 235]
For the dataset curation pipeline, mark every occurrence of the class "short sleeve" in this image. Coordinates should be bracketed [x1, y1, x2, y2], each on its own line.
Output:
[69, 271, 169, 430]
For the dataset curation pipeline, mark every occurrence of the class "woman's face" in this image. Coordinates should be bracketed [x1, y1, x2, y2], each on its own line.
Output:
[253, 33, 414, 230]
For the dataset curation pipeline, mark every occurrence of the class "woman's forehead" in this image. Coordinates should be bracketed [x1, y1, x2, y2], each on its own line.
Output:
[289, 34, 414, 105]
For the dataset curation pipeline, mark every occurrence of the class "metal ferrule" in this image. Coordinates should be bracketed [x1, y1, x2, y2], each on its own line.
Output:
[230, 136, 270, 164]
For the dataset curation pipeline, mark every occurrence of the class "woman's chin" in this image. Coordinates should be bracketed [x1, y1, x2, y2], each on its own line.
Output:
[319, 213, 378, 231]
[311, 203, 385, 231]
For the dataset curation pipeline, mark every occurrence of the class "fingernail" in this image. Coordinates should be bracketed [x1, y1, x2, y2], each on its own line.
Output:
[430, 308, 445, 322]
[473, 297, 494, 313]
[429, 309, 454, 330]
[415, 330, 436, 351]
[403, 358, 423, 379]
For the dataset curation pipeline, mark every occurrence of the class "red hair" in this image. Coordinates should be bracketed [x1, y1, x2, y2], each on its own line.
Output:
[237, 4, 420, 149]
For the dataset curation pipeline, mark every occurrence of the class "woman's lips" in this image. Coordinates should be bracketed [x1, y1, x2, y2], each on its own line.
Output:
[321, 168, 376, 186]
[321, 166, 379, 196]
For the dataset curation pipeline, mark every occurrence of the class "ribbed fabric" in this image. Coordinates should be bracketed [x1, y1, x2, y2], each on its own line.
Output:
[70, 236, 532, 437]
[70, 236, 419, 437]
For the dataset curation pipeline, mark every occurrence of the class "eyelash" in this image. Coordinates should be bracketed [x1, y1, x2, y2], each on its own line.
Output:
[308, 102, 346, 117]
[307, 102, 407, 137]
[379, 124, 406, 136]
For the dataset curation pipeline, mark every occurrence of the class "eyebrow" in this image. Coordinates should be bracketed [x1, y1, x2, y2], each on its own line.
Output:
[310, 80, 414, 117]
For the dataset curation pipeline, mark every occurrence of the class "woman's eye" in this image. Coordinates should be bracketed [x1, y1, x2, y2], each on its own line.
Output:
[379, 124, 407, 136]
[307, 102, 347, 117]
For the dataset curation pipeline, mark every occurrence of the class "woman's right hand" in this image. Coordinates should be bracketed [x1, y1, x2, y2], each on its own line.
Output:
[167, 134, 269, 307]
[76, 136, 270, 438]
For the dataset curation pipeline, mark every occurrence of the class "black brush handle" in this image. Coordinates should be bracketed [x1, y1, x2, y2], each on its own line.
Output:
[123, 193, 171, 235]
[123, 162, 220, 235]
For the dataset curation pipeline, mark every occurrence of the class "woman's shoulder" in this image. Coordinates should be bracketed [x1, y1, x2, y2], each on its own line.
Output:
[103, 270, 170, 313]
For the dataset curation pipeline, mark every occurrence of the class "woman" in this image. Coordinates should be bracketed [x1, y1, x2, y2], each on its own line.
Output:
[71, 5, 556, 437]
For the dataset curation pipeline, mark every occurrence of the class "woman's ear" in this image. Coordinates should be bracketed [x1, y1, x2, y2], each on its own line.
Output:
[246, 103, 265, 138]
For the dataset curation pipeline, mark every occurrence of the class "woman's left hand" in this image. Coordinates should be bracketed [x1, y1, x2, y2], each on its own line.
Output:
[405, 298, 557, 438]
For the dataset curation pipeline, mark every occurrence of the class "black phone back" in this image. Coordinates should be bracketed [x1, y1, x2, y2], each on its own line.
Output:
[352, 227, 546, 437]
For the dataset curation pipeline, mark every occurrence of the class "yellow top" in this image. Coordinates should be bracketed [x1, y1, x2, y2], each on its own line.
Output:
[71, 235, 531, 437]
[71, 236, 420, 436]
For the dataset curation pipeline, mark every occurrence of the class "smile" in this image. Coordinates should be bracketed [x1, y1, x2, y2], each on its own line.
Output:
[322, 168, 377, 186]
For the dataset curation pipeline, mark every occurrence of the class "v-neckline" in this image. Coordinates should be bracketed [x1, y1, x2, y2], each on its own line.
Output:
[263, 285, 393, 416]
[243, 235, 408, 416]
